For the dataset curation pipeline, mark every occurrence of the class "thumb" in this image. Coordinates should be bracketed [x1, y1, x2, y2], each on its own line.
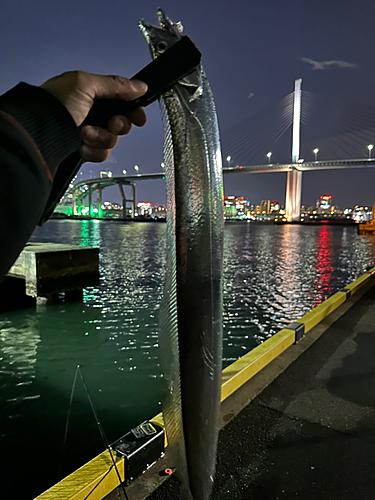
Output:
[88, 74, 148, 101]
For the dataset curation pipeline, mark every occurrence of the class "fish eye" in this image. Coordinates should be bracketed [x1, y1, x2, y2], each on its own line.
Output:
[157, 40, 168, 52]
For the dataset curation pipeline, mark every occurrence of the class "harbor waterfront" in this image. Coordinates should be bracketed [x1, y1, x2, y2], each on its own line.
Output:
[1, 220, 375, 498]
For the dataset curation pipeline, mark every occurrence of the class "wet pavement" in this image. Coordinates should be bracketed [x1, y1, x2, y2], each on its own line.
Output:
[146, 283, 375, 499]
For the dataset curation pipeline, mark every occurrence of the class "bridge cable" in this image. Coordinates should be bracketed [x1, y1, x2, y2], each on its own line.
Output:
[221, 92, 295, 164]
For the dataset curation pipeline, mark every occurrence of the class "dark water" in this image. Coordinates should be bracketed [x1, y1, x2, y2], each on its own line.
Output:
[1, 220, 374, 498]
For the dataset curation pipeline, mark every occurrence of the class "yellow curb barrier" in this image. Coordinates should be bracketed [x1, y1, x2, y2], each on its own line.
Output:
[298, 291, 347, 333]
[344, 272, 370, 295]
[149, 412, 166, 447]
[220, 328, 295, 402]
[36, 450, 124, 500]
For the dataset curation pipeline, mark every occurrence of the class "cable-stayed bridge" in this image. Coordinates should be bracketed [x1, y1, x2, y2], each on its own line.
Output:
[221, 82, 375, 166]
[221, 78, 375, 220]
[66, 79, 375, 220]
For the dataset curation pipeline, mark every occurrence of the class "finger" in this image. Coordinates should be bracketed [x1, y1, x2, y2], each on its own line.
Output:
[107, 115, 132, 135]
[79, 145, 111, 163]
[81, 126, 119, 149]
[87, 74, 148, 101]
[128, 107, 147, 127]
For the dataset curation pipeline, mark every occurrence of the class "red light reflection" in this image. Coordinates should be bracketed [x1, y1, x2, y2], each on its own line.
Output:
[313, 226, 333, 306]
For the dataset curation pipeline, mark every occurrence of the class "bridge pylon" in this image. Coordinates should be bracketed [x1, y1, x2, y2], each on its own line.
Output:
[285, 78, 302, 222]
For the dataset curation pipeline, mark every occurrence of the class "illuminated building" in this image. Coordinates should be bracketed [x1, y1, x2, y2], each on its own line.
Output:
[260, 199, 271, 214]
[135, 202, 167, 218]
[223, 196, 251, 219]
[99, 202, 123, 217]
[152, 203, 167, 218]
[223, 196, 237, 219]
[236, 197, 251, 218]
[352, 205, 372, 222]
[270, 200, 280, 213]
[316, 195, 333, 214]
[136, 201, 153, 217]
[222, 197, 282, 221]
[301, 205, 313, 214]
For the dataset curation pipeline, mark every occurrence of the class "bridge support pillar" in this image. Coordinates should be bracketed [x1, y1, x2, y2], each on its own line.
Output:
[118, 184, 127, 220]
[285, 170, 302, 222]
[88, 186, 92, 218]
[73, 194, 78, 215]
[131, 183, 135, 219]
[285, 78, 302, 222]
[97, 189, 103, 217]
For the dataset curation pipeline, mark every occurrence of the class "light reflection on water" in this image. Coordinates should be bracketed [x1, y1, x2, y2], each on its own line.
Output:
[1, 220, 375, 497]
[222, 223, 375, 362]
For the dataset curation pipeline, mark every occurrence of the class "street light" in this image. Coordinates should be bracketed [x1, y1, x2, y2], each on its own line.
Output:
[266, 152, 272, 164]
[368, 144, 374, 159]
[313, 148, 319, 161]
[122, 169, 127, 175]
[161, 162, 165, 169]
[226, 155, 232, 166]
[134, 165, 139, 172]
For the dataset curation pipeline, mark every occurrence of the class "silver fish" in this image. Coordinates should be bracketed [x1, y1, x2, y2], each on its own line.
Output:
[139, 10, 224, 500]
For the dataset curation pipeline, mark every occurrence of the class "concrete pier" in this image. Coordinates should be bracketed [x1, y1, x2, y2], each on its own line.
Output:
[0, 242, 99, 310]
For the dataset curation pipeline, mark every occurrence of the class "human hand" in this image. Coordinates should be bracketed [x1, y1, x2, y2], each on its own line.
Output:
[40, 71, 147, 162]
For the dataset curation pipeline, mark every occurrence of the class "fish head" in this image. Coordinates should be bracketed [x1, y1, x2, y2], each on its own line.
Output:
[139, 9, 203, 103]
[139, 9, 183, 59]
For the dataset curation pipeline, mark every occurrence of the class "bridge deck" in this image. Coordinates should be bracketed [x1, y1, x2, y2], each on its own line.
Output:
[144, 281, 375, 500]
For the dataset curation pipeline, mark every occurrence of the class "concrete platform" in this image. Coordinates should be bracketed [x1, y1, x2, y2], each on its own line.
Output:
[0, 242, 99, 311]
[142, 282, 375, 499]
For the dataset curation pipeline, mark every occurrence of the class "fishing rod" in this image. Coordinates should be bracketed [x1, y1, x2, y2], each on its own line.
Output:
[77, 366, 129, 500]
[60, 365, 130, 500]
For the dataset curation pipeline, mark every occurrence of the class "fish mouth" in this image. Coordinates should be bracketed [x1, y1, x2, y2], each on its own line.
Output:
[138, 19, 153, 44]
[139, 9, 183, 59]
[138, 8, 183, 44]
[156, 8, 183, 35]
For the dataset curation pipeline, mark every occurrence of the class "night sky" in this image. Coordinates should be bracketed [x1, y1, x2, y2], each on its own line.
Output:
[1, 0, 375, 208]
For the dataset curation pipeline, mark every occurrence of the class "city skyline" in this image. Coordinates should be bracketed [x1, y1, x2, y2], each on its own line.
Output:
[62, 190, 374, 222]
[70, 167, 375, 213]
[73, 161, 375, 210]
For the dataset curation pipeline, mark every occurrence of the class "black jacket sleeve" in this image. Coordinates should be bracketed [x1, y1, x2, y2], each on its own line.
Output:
[0, 82, 82, 281]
